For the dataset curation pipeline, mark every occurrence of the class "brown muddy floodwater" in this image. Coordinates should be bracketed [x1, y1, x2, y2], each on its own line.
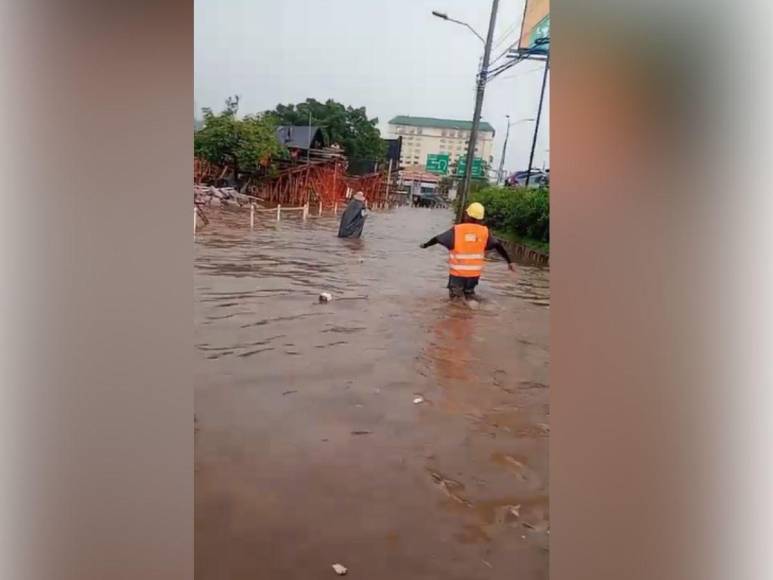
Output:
[195, 206, 549, 580]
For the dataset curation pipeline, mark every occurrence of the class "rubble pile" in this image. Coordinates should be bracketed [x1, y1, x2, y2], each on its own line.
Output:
[194, 185, 258, 209]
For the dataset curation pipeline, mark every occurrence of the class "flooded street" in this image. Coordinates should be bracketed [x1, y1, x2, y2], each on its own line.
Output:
[195, 206, 549, 579]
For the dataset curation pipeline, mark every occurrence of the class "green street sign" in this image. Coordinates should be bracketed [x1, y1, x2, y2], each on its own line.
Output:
[529, 15, 550, 50]
[455, 157, 484, 178]
[426, 153, 450, 174]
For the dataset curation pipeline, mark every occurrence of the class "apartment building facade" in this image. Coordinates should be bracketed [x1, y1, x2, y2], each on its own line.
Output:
[387, 116, 495, 170]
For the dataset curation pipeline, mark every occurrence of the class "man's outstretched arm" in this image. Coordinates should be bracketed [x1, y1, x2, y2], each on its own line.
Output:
[420, 228, 454, 250]
[420, 235, 440, 249]
[487, 237, 517, 271]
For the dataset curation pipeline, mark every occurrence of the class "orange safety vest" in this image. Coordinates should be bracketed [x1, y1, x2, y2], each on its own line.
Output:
[449, 223, 489, 278]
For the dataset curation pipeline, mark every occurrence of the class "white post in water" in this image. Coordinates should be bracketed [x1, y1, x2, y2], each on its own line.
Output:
[193, 207, 197, 235]
[334, 202, 338, 215]
[302, 202, 309, 220]
[319, 201, 323, 216]
[250, 203, 255, 229]
[276, 204, 281, 222]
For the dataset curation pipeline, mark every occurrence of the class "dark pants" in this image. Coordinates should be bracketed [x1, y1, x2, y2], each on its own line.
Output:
[447, 275, 480, 299]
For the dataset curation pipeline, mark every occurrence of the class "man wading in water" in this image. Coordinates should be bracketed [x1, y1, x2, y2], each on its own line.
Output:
[420, 202, 516, 299]
[337, 191, 368, 239]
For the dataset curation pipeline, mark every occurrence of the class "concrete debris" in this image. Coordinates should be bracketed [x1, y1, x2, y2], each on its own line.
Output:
[332, 563, 348, 575]
[319, 292, 333, 303]
[194, 185, 256, 208]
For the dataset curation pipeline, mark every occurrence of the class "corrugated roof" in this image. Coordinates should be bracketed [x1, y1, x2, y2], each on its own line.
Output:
[276, 125, 325, 150]
[388, 115, 495, 134]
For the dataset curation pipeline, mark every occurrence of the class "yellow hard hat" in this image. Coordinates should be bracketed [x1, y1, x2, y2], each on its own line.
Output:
[466, 202, 485, 220]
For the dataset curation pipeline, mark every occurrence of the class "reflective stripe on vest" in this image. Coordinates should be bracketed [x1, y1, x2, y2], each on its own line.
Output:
[450, 253, 485, 260]
[449, 223, 489, 278]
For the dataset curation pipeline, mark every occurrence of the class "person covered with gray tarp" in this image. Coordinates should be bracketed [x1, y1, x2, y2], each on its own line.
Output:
[337, 191, 368, 238]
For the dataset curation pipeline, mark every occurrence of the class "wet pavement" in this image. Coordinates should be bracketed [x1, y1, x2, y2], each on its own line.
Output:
[195, 206, 549, 579]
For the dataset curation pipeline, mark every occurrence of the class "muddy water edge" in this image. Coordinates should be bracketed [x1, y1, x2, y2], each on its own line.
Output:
[195, 206, 549, 580]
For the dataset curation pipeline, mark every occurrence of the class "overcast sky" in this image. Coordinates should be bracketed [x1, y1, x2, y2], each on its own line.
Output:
[195, 0, 549, 173]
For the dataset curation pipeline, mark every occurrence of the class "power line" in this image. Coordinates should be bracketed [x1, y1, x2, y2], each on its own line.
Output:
[493, 65, 545, 82]
[489, 37, 519, 67]
[486, 57, 519, 80]
[488, 2, 528, 66]
[485, 41, 549, 84]
[491, 17, 521, 53]
[489, 41, 518, 68]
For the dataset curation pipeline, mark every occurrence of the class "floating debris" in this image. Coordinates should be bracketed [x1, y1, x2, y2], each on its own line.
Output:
[332, 563, 348, 575]
[319, 292, 333, 303]
[413, 396, 424, 404]
[428, 470, 472, 507]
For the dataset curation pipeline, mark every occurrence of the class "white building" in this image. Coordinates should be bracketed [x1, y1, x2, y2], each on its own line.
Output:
[387, 116, 495, 170]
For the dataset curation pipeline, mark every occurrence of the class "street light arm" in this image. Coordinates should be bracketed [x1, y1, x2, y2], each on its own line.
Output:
[431, 10, 485, 43]
[452, 19, 485, 44]
[509, 118, 536, 127]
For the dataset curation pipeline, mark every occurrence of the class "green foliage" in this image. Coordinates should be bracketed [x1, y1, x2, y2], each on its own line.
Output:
[267, 98, 386, 161]
[469, 178, 490, 194]
[437, 176, 454, 194]
[194, 96, 284, 179]
[465, 186, 550, 244]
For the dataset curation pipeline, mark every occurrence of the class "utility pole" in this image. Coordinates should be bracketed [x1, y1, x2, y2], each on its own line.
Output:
[305, 109, 312, 204]
[498, 117, 535, 185]
[307, 109, 312, 165]
[525, 50, 549, 188]
[497, 114, 511, 185]
[457, 0, 500, 222]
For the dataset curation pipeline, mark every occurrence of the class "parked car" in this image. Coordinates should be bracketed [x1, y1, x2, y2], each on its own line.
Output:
[505, 169, 549, 188]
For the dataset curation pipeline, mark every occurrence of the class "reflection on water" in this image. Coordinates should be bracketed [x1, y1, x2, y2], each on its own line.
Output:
[195, 207, 550, 580]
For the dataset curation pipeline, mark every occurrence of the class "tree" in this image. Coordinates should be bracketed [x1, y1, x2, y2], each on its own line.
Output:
[437, 175, 455, 195]
[194, 96, 284, 183]
[267, 98, 386, 162]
